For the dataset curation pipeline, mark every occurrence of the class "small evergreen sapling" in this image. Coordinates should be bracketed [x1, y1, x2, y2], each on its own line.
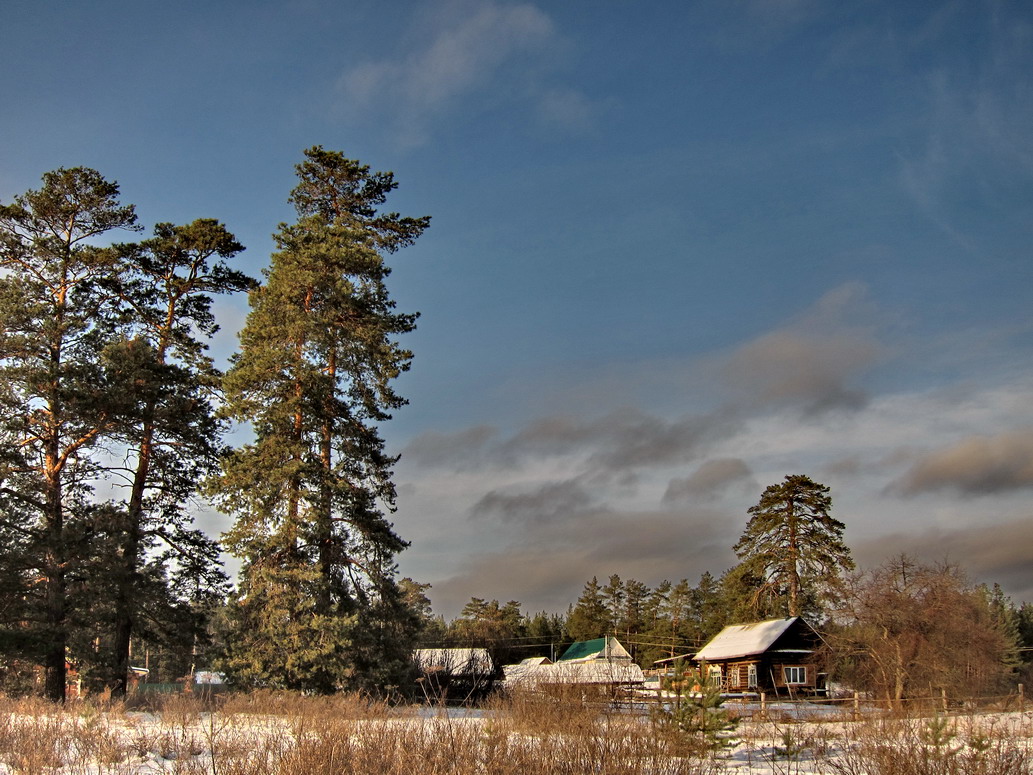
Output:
[654, 661, 739, 751]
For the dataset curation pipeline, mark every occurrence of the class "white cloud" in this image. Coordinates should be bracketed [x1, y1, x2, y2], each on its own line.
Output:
[534, 87, 600, 134]
[897, 10, 1033, 246]
[345, 3, 554, 108]
[424, 506, 737, 618]
[888, 429, 1033, 496]
[663, 458, 755, 504]
[337, 1, 596, 144]
[399, 361, 1033, 616]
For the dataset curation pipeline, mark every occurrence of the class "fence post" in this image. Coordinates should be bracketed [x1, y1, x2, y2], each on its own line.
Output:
[853, 691, 860, 721]
[760, 691, 766, 719]
[941, 688, 948, 713]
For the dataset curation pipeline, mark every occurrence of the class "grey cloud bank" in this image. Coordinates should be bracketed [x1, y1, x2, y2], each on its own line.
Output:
[393, 286, 1033, 619]
[889, 430, 1033, 496]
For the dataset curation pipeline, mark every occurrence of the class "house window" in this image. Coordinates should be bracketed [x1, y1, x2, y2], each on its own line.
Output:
[730, 666, 741, 687]
[707, 665, 722, 687]
[747, 664, 758, 689]
[783, 666, 806, 685]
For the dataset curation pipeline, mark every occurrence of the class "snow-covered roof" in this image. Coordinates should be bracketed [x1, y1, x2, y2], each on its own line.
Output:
[502, 656, 553, 684]
[502, 659, 644, 688]
[653, 653, 695, 665]
[518, 656, 553, 667]
[414, 648, 493, 675]
[694, 617, 801, 662]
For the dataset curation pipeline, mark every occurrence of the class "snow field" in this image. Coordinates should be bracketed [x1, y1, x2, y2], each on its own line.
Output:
[0, 693, 1031, 774]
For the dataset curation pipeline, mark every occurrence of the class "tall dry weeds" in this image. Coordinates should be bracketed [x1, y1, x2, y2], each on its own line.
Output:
[1, 687, 1031, 774]
[820, 712, 1033, 775]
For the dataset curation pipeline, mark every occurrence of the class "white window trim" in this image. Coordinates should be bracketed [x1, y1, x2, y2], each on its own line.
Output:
[707, 665, 722, 687]
[783, 666, 807, 685]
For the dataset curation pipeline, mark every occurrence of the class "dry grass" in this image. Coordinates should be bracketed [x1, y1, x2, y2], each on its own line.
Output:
[818, 713, 1033, 775]
[0, 690, 715, 774]
[0, 690, 1030, 774]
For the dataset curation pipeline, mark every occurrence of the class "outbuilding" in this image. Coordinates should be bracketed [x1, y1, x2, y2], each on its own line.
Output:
[414, 648, 495, 699]
[501, 637, 644, 691]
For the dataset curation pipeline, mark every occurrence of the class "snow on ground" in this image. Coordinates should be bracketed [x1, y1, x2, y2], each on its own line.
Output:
[1, 701, 1032, 773]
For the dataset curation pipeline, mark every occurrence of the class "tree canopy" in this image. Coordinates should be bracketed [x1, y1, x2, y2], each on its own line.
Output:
[733, 474, 853, 619]
[213, 147, 428, 693]
[836, 556, 1019, 702]
[0, 168, 250, 700]
[1, 161, 1027, 705]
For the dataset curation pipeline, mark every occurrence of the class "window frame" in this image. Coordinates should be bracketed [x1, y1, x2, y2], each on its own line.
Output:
[783, 665, 807, 685]
[707, 665, 722, 687]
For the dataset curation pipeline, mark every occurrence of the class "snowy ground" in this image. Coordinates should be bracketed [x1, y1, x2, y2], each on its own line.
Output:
[1, 699, 1031, 774]
[715, 704, 1033, 774]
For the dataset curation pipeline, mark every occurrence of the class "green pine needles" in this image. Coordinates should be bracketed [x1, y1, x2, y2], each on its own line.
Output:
[0, 168, 252, 700]
[654, 662, 740, 751]
[733, 474, 854, 619]
[211, 147, 429, 694]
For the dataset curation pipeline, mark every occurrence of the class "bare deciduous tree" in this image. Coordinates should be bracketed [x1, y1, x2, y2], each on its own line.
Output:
[835, 556, 1018, 704]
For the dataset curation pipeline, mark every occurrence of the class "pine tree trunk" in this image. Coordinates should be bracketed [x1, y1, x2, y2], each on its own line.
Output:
[43, 309, 67, 703]
[111, 421, 152, 697]
[787, 497, 800, 617]
[43, 461, 66, 703]
[317, 347, 336, 615]
[286, 334, 306, 552]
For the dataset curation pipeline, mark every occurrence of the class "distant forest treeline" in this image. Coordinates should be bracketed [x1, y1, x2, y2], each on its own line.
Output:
[398, 476, 1032, 703]
[415, 560, 1033, 702]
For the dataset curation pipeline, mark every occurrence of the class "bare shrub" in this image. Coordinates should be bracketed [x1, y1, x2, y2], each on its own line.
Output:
[219, 689, 309, 717]
[836, 558, 1017, 705]
[14, 688, 1033, 774]
[67, 711, 130, 771]
[0, 711, 67, 774]
[491, 686, 605, 736]
[822, 715, 1033, 775]
[156, 691, 204, 728]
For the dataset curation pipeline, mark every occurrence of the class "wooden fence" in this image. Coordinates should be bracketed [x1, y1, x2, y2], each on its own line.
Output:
[617, 683, 1028, 721]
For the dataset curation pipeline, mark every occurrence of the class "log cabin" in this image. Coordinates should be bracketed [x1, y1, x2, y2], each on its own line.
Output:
[692, 616, 827, 697]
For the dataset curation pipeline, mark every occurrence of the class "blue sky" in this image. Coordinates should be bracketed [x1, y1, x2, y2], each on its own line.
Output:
[3, 0, 1032, 618]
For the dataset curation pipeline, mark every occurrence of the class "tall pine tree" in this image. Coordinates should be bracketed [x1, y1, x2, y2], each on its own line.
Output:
[566, 577, 611, 641]
[214, 147, 428, 693]
[103, 219, 251, 696]
[1, 170, 251, 700]
[0, 168, 139, 701]
[732, 474, 853, 619]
